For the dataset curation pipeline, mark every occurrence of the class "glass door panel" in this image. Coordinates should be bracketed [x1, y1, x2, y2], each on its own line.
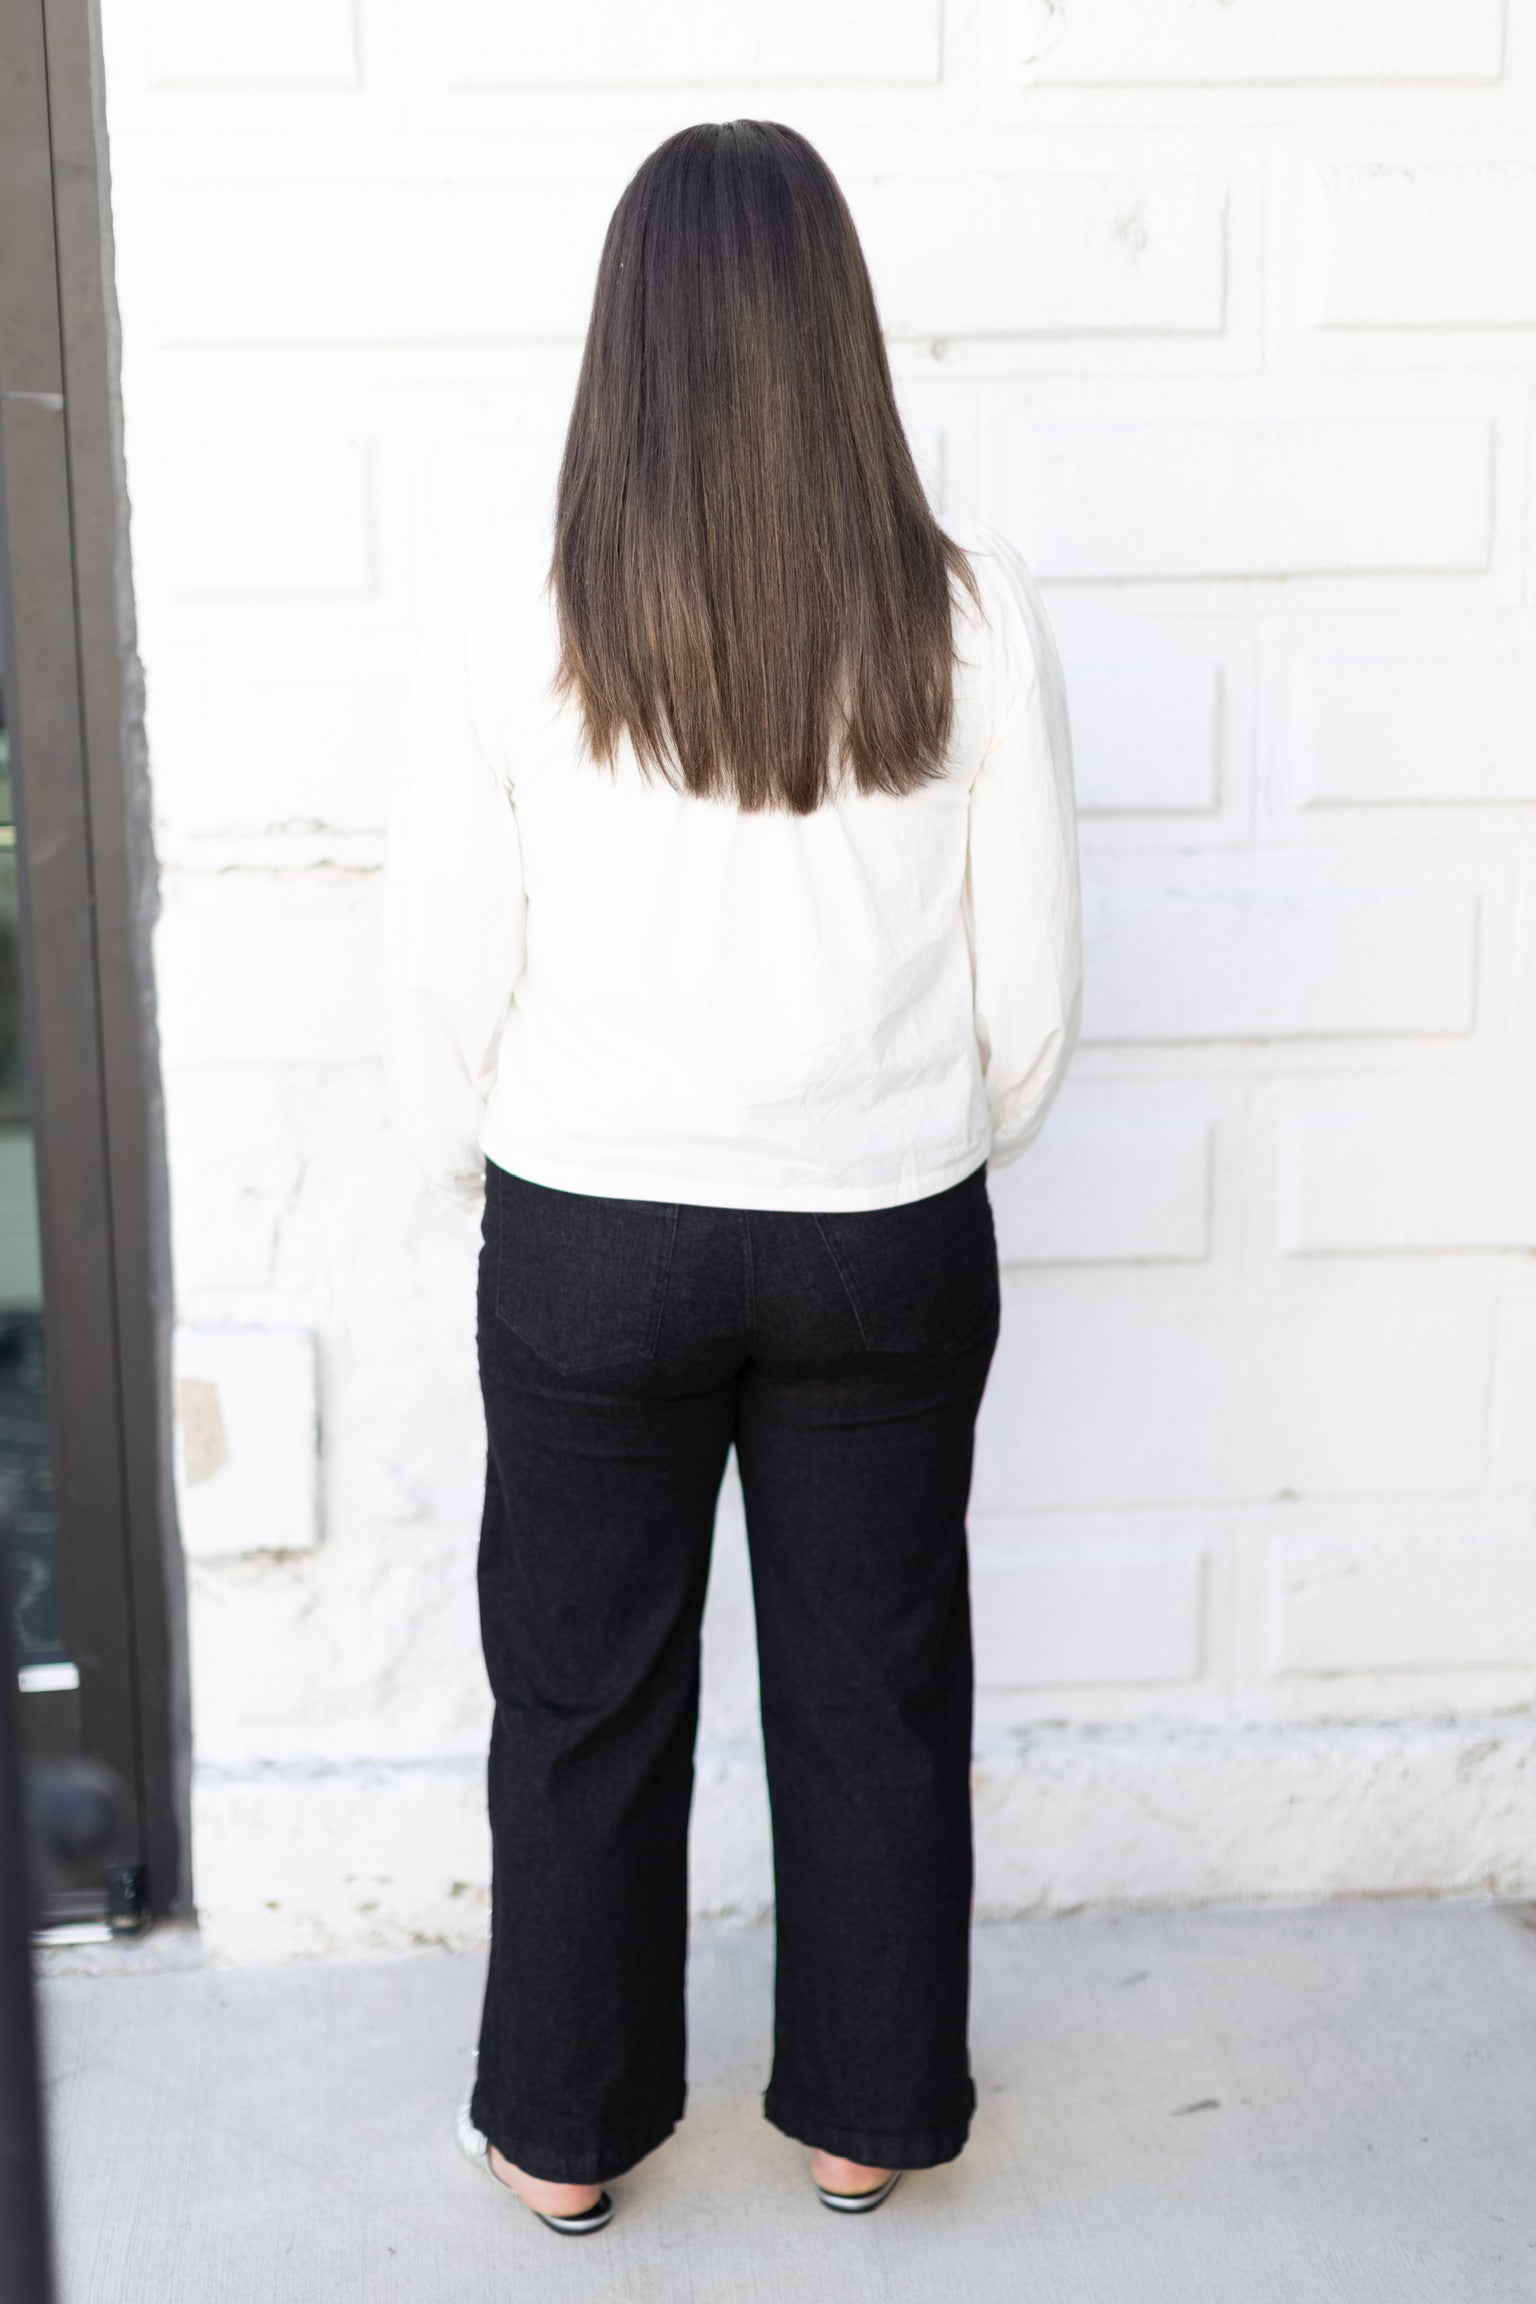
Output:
[0, 661, 63, 1682]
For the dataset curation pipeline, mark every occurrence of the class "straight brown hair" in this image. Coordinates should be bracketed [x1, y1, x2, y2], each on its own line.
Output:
[551, 120, 976, 816]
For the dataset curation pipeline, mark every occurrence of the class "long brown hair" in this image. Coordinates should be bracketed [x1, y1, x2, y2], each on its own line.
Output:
[551, 121, 976, 816]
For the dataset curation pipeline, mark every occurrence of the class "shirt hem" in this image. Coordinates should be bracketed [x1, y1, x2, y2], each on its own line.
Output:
[478, 1133, 993, 1214]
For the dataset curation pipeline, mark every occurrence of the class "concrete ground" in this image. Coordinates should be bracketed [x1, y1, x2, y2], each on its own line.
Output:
[37, 1900, 1536, 2304]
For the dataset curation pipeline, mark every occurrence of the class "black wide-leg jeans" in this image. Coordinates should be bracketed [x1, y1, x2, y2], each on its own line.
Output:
[470, 1158, 1000, 2185]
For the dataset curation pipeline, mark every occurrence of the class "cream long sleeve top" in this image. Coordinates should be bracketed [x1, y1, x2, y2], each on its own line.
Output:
[383, 518, 1082, 1214]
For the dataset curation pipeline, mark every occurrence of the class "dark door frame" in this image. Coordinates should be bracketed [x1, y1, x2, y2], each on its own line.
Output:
[0, 0, 187, 1919]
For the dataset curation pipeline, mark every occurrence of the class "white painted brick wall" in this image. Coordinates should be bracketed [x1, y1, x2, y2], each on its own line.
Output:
[95, 0, 1536, 1959]
[1312, 165, 1536, 331]
[1068, 661, 1224, 815]
[1083, 865, 1482, 1041]
[1291, 633, 1536, 807]
[450, 2, 945, 90]
[1012, 1, 1509, 86]
[857, 171, 1232, 337]
[143, 0, 362, 89]
[1006, 413, 1496, 581]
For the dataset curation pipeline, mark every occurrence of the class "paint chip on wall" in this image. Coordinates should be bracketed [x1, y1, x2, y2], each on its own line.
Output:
[172, 1325, 319, 1558]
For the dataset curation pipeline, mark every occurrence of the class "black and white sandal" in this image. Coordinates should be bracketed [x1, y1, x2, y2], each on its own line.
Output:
[456, 2098, 615, 2235]
[815, 2169, 902, 2215]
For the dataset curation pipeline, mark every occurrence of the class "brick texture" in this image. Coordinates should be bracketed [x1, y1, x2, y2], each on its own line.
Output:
[856, 172, 1230, 338]
[145, 0, 360, 87]
[446, 0, 944, 89]
[990, 1101, 1213, 1263]
[1316, 165, 1536, 330]
[161, 425, 376, 598]
[975, 1289, 1493, 1511]
[1068, 661, 1224, 815]
[1280, 1097, 1536, 1251]
[1263, 1525, 1536, 1678]
[1293, 639, 1536, 806]
[1005, 415, 1495, 581]
[1014, 0, 1508, 86]
[972, 1540, 1207, 1689]
[1083, 878, 1480, 1041]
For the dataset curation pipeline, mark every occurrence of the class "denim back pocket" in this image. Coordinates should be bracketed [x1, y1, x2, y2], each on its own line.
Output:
[492, 1166, 679, 1374]
[813, 1167, 999, 1358]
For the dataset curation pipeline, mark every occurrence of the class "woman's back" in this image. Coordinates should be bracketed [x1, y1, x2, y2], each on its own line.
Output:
[386, 516, 1079, 1211]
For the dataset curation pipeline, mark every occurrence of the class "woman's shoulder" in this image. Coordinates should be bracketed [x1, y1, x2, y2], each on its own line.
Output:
[945, 518, 1042, 617]
[943, 518, 1060, 701]
[454, 519, 556, 643]
[444, 521, 565, 763]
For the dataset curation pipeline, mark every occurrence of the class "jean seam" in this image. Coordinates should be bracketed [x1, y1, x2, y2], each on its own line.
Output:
[810, 1214, 873, 1347]
[762, 2081, 975, 2165]
[471, 2089, 684, 2185]
[644, 1203, 682, 1355]
[741, 1208, 757, 1338]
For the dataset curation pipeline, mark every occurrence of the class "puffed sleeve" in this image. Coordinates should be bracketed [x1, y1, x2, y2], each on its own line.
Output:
[382, 581, 527, 1208]
[962, 529, 1083, 1168]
